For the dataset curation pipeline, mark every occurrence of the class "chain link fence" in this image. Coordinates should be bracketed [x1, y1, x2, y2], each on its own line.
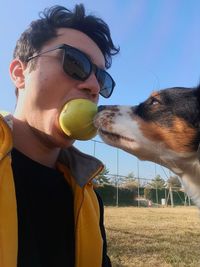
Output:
[95, 174, 192, 207]
[75, 139, 192, 207]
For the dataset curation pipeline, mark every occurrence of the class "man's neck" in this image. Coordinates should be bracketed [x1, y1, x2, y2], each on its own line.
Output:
[12, 117, 60, 168]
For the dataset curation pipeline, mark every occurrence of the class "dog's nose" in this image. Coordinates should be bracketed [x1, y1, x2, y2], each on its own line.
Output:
[98, 105, 106, 112]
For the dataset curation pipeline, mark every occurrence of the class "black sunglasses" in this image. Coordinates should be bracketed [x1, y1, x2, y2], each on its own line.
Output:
[27, 44, 115, 98]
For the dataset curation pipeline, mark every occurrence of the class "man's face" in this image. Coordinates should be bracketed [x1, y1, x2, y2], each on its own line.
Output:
[13, 28, 105, 148]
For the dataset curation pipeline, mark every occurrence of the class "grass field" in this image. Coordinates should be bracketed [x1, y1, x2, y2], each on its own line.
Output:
[104, 207, 200, 267]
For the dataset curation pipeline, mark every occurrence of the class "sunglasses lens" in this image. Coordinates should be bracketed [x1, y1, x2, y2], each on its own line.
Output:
[62, 45, 115, 98]
[96, 69, 115, 98]
[63, 48, 91, 80]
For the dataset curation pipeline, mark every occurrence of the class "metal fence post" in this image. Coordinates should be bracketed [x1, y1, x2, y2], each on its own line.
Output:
[137, 160, 140, 207]
[116, 149, 119, 207]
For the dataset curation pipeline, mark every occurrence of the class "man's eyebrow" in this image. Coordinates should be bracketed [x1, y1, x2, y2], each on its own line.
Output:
[87, 54, 105, 69]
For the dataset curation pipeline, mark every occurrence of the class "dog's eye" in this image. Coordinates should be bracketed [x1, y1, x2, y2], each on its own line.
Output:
[149, 97, 160, 106]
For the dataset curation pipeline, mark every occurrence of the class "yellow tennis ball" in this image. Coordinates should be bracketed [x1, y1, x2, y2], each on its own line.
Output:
[59, 99, 98, 140]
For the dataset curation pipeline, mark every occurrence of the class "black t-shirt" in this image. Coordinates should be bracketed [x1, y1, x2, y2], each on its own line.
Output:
[11, 148, 75, 267]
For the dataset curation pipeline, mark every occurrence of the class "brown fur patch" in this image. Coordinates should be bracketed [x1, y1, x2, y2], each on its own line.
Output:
[139, 117, 196, 153]
[95, 111, 114, 131]
[150, 91, 160, 98]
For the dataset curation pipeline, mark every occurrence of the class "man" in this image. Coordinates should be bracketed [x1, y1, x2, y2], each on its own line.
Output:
[0, 4, 119, 267]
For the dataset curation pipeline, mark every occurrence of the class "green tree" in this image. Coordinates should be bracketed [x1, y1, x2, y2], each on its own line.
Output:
[167, 175, 182, 189]
[144, 186, 151, 200]
[148, 174, 166, 189]
[95, 166, 110, 184]
[122, 172, 139, 191]
[126, 172, 135, 180]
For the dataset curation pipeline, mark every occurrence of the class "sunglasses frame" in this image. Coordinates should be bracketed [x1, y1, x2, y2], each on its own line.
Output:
[27, 44, 115, 98]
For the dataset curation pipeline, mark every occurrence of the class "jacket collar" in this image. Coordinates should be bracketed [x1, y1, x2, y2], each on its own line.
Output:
[58, 146, 104, 187]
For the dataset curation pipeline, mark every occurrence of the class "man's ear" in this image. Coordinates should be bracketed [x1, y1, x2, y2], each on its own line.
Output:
[9, 59, 27, 89]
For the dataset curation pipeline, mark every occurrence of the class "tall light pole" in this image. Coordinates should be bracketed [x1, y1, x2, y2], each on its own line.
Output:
[116, 148, 119, 207]
[137, 159, 140, 207]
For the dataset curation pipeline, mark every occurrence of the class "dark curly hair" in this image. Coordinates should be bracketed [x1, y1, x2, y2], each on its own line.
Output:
[13, 4, 119, 69]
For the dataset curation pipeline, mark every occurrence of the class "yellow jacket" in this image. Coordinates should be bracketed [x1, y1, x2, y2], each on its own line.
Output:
[0, 115, 104, 267]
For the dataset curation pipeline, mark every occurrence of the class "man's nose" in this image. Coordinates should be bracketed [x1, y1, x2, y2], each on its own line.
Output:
[78, 72, 100, 99]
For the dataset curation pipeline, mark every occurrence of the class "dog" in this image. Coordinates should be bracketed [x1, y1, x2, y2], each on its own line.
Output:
[94, 85, 200, 208]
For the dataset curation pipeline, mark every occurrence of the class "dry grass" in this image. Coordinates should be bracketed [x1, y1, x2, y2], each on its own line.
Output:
[104, 207, 200, 267]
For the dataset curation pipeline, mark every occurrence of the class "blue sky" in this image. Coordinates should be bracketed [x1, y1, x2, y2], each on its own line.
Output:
[1, 0, 200, 179]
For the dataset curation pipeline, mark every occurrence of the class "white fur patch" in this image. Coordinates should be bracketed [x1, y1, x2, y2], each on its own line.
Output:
[96, 105, 200, 209]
